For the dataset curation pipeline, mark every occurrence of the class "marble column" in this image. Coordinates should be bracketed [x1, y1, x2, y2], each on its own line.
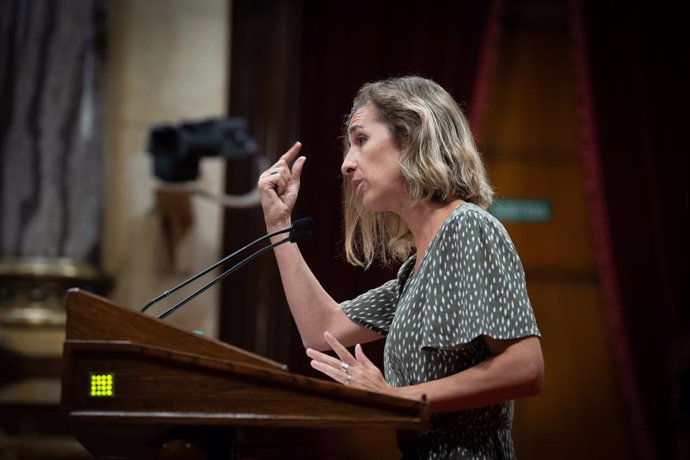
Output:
[1, 0, 106, 261]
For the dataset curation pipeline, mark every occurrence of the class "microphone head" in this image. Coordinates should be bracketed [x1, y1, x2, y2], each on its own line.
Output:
[289, 217, 313, 243]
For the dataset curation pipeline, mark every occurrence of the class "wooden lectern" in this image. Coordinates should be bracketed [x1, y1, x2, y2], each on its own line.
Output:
[61, 289, 428, 459]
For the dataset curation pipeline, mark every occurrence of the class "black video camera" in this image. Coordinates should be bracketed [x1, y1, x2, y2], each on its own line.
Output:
[147, 118, 256, 182]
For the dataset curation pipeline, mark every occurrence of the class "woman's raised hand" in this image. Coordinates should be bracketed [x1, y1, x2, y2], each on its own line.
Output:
[258, 142, 306, 231]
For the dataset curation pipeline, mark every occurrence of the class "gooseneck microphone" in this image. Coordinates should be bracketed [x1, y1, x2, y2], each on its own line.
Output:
[140, 217, 313, 320]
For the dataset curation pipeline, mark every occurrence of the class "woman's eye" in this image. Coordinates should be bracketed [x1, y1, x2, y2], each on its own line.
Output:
[357, 136, 367, 145]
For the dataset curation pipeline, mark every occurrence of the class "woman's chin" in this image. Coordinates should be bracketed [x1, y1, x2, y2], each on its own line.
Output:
[360, 197, 389, 213]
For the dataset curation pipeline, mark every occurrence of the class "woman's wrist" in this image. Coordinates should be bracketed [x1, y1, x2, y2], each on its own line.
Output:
[265, 218, 292, 234]
[394, 385, 426, 402]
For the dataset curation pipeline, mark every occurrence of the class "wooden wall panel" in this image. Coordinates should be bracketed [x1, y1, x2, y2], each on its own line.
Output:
[490, 160, 596, 273]
[513, 283, 628, 459]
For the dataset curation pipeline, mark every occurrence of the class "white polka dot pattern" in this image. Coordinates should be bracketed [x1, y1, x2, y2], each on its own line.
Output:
[341, 203, 541, 459]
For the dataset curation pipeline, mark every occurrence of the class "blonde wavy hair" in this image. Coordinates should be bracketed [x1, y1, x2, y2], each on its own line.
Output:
[342, 76, 494, 268]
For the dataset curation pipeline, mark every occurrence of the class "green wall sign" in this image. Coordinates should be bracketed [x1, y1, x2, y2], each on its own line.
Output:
[489, 198, 552, 223]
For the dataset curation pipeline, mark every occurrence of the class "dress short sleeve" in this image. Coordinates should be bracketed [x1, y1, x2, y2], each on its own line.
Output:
[418, 205, 541, 350]
[340, 258, 414, 335]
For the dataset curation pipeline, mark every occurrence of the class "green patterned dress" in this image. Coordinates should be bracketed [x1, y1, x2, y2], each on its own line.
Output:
[341, 203, 541, 459]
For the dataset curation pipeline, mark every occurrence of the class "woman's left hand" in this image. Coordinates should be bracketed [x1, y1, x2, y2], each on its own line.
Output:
[306, 332, 396, 396]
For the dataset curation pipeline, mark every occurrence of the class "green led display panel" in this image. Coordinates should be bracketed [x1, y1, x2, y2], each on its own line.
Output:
[90, 373, 114, 397]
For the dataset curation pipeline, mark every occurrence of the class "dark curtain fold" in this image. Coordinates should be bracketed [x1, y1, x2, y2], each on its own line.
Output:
[572, 1, 689, 459]
[288, 0, 498, 375]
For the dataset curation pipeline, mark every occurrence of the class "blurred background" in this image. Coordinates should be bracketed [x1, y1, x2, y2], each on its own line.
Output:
[0, 0, 687, 459]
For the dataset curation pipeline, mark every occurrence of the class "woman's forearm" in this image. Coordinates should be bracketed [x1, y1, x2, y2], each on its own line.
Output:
[270, 239, 342, 349]
[395, 336, 544, 412]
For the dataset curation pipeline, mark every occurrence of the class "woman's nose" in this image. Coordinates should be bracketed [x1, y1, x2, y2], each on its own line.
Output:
[341, 149, 357, 176]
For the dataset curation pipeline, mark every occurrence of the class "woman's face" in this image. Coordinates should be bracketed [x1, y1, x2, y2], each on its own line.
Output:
[341, 103, 408, 212]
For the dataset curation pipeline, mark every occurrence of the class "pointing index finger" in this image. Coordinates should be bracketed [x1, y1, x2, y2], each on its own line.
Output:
[279, 141, 303, 165]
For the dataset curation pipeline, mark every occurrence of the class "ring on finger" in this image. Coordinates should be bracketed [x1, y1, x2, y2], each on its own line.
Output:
[270, 169, 279, 175]
[340, 362, 350, 373]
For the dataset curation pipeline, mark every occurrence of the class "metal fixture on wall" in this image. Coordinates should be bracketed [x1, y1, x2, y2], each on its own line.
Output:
[0, 257, 111, 402]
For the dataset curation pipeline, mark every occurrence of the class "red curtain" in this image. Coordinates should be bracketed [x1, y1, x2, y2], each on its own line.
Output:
[571, 1, 689, 459]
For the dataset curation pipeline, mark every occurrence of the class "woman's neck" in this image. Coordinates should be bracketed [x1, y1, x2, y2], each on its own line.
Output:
[400, 199, 465, 268]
